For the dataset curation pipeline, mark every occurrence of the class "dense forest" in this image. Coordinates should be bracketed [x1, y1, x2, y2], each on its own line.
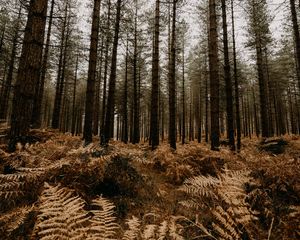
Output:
[0, 0, 299, 239]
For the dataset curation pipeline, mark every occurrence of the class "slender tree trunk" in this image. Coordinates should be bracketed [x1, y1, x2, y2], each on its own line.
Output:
[9, 0, 48, 144]
[209, 0, 220, 150]
[0, 7, 21, 120]
[182, 43, 185, 145]
[101, 0, 111, 133]
[221, 0, 235, 149]
[150, 0, 160, 149]
[93, 38, 104, 135]
[290, 0, 300, 93]
[122, 37, 129, 143]
[231, 0, 241, 150]
[102, 0, 122, 144]
[205, 60, 209, 143]
[71, 53, 79, 135]
[132, 1, 140, 144]
[31, 0, 55, 128]
[83, 0, 101, 144]
[168, 0, 177, 150]
[52, 1, 68, 129]
[0, 22, 6, 61]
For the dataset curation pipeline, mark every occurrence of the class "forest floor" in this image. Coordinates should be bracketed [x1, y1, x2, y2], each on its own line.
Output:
[0, 129, 299, 239]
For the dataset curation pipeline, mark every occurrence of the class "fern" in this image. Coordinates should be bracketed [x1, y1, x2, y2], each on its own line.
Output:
[33, 183, 90, 240]
[87, 197, 119, 239]
[179, 170, 255, 239]
[0, 205, 33, 237]
[122, 216, 141, 240]
[122, 215, 185, 240]
[0, 167, 48, 209]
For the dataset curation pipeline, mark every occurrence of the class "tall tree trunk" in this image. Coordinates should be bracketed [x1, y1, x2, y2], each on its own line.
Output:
[83, 0, 101, 144]
[31, 0, 55, 128]
[101, 0, 111, 133]
[182, 42, 185, 145]
[209, 0, 220, 150]
[102, 0, 122, 144]
[71, 53, 79, 135]
[290, 0, 300, 93]
[132, 0, 139, 144]
[122, 37, 129, 143]
[205, 59, 209, 143]
[93, 37, 104, 135]
[168, 0, 177, 150]
[9, 0, 48, 145]
[52, 1, 68, 129]
[150, 0, 160, 150]
[221, 0, 235, 149]
[0, 7, 21, 120]
[231, 0, 241, 150]
[0, 21, 6, 61]
[256, 43, 269, 137]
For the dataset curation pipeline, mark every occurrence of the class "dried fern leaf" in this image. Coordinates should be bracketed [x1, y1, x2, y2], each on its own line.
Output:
[0, 205, 33, 236]
[87, 197, 119, 240]
[33, 183, 90, 240]
[122, 216, 141, 240]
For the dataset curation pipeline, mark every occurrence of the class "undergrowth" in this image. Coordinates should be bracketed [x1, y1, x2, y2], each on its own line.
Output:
[0, 130, 299, 239]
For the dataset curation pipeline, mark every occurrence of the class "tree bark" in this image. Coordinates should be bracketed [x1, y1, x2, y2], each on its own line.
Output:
[83, 0, 101, 144]
[132, 1, 140, 144]
[31, 0, 55, 128]
[102, 0, 122, 144]
[150, 0, 160, 150]
[52, 1, 68, 129]
[168, 0, 177, 150]
[221, 0, 235, 149]
[290, 0, 300, 93]
[209, 0, 220, 150]
[9, 0, 48, 143]
[231, 0, 241, 150]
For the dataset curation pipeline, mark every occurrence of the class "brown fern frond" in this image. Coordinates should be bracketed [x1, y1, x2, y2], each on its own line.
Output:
[33, 183, 90, 240]
[142, 224, 157, 239]
[122, 216, 141, 240]
[0, 205, 33, 237]
[212, 206, 241, 240]
[179, 175, 220, 198]
[87, 197, 119, 240]
[0, 168, 47, 209]
[168, 217, 185, 240]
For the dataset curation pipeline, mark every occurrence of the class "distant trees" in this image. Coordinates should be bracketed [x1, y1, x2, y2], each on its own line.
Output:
[0, 0, 299, 151]
[221, 0, 234, 150]
[102, 0, 122, 144]
[245, 0, 272, 138]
